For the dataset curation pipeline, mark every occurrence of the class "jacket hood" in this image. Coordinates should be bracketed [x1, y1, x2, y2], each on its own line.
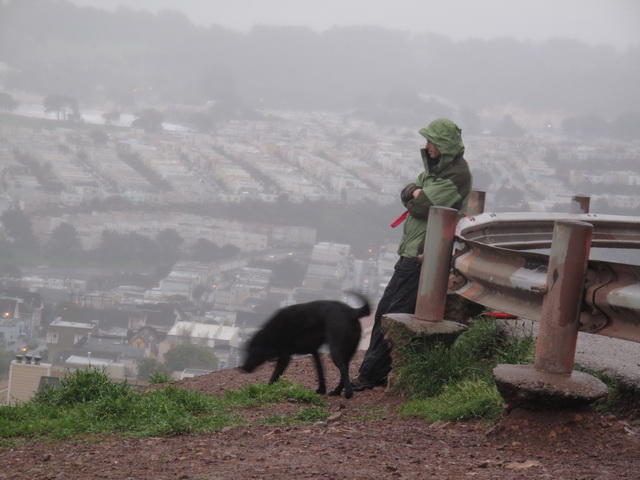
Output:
[419, 118, 465, 171]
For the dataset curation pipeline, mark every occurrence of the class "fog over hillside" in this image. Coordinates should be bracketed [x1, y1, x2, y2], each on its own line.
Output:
[67, 0, 640, 50]
[1, 0, 639, 120]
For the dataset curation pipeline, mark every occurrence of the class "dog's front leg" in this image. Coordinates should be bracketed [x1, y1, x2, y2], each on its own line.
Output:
[311, 352, 327, 394]
[269, 355, 291, 384]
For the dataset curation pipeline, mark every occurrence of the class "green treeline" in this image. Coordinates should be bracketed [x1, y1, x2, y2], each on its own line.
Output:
[0, 200, 402, 269]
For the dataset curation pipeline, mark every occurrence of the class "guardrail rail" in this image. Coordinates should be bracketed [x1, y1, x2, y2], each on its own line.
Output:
[451, 211, 640, 343]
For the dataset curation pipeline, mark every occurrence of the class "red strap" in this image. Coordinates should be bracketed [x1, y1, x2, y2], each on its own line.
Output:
[390, 211, 408, 228]
[483, 312, 518, 319]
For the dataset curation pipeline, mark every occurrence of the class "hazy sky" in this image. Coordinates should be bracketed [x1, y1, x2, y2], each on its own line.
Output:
[66, 0, 639, 49]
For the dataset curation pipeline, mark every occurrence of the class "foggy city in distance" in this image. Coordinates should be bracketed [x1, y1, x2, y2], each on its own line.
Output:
[0, 0, 639, 378]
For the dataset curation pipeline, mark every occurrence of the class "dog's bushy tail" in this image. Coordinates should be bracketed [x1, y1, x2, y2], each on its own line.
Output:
[345, 290, 371, 318]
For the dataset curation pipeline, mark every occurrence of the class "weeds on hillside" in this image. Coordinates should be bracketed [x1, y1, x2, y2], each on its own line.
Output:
[396, 316, 535, 423]
[0, 317, 550, 444]
[0, 367, 327, 446]
[148, 370, 174, 385]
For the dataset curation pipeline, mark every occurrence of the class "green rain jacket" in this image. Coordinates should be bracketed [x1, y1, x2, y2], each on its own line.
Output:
[397, 118, 473, 258]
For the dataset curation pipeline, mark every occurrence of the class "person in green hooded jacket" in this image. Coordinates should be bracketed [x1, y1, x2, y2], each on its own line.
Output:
[352, 118, 472, 391]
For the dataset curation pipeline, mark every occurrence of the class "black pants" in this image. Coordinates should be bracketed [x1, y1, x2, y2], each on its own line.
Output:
[358, 256, 421, 383]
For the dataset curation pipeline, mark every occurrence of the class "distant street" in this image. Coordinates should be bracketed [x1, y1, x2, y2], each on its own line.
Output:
[20, 265, 158, 280]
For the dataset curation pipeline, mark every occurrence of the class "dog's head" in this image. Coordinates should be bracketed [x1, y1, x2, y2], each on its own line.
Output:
[239, 336, 273, 373]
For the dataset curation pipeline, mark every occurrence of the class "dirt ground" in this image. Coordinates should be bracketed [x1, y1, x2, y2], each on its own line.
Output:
[1, 352, 639, 480]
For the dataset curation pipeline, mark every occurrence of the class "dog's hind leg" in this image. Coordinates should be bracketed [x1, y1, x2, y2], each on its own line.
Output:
[268, 355, 291, 384]
[311, 352, 327, 394]
[328, 341, 358, 399]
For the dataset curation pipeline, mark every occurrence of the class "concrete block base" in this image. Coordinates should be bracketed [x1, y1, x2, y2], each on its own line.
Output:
[381, 313, 468, 390]
[493, 364, 609, 410]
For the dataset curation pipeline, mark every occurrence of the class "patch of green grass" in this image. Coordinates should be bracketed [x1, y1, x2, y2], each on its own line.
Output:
[399, 378, 504, 422]
[0, 368, 328, 446]
[223, 379, 327, 408]
[394, 316, 535, 423]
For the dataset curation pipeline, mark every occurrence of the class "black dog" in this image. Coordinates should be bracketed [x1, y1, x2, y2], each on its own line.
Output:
[241, 292, 370, 399]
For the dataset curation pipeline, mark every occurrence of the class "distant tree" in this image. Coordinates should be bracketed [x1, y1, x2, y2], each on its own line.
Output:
[0, 207, 39, 251]
[191, 283, 207, 302]
[220, 244, 241, 258]
[191, 238, 220, 262]
[46, 222, 83, 260]
[136, 357, 171, 381]
[126, 232, 161, 264]
[270, 257, 307, 288]
[11, 149, 64, 193]
[163, 343, 219, 372]
[132, 108, 164, 132]
[0, 92, 19, 113]
[156, 228, 184, 260]
[43, 94, 80, 121]
[51, 301, 81, 321]
[153, 263, 173, 283]
[92, 230, 160, 265]
[94, 230, 127, 263]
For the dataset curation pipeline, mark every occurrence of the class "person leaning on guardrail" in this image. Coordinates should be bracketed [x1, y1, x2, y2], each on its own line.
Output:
[351, 118, 473, 392]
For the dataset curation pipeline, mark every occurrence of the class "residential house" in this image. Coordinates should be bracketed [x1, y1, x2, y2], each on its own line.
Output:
[160, 321, 240, 369]
[6, 355, 55, 404]
[0, 297, 24, 347]
[128, 325, 163, 359]
[46, 317, 98, 357]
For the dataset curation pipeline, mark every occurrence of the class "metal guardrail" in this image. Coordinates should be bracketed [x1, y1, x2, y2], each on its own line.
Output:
[450, 211, 640, 343]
